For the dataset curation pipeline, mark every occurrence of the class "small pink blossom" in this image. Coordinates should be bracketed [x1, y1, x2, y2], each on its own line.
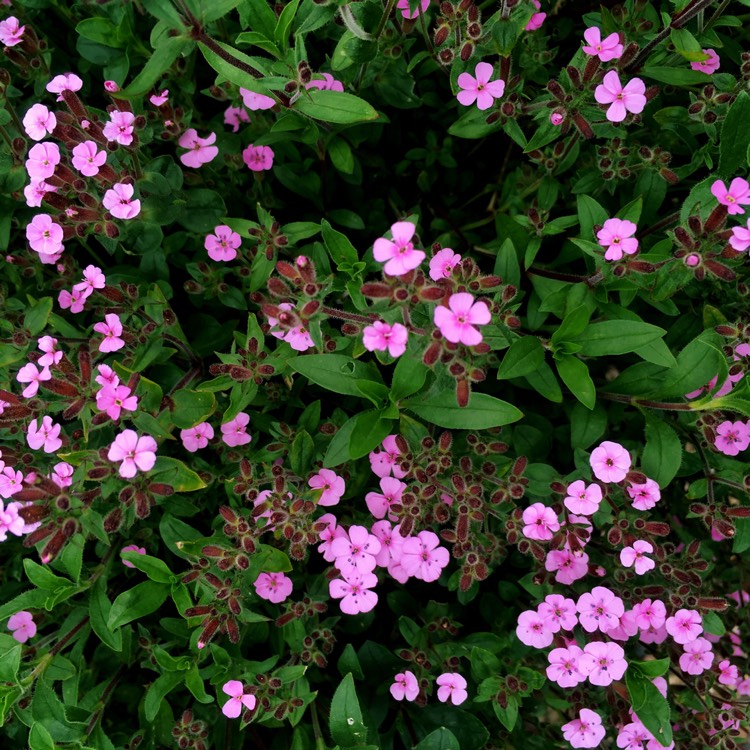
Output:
[329, 570, 378, 614]
[242, 143, 274, 172]
[679, 637, 714, 675]
[366, 476, 406, 520]
[27, 416, 63, 453]
[49, 462, 74, 489]
[224, 105, 250, 132]
[308, 468, 345, 507]
[433, 292, 491, 346]
[102, 183, 141, 220]
[317, 513, 346, 562]
[23, 180, 57, 208]
[371, 520, 406, 568]
[691, 48, 720, 75]
[180, 422, 214, 452]
[205, 225, 241, 262]
[666, 608, 702, 644]
[369, 435, 407, 479]
[107, 431, 157, 479]
[95, 364, 120, 389]
[95, 383, 138, 421]
[550, 111, 565, 126]
[221, 412, 252, 447]
[516, 609, 555, 648]
[16, 362, 51, 398]
[546, 547, 589, 584]
[632, 598, 666, 631]
[435, 673, 467, 705]
[254, 571, 293, 603]
[373, 221, 425, 276]
[221, 680, 256, 719]
[522, 502, 560, 541]
[562, 708, 605, 749]
[178, 129, 219, 168]
[400, 530, 449, 582]
[93, 313, 125, 353]
[7, 611, 36, 644]
[71, 141, 107, 176]
[538, 594, 578, 632]
[617, 722, 653, 749]
[547, 645, 586, 687]
[597, 218, 639, 261]
[620, 540, 655, 575]
[390, 670, 419, 700]
[590, 441, 631, 483]
[46, 73, 83, 100]
[577, 586, 624, 633]
[26, 214, 64, 257]
[239, 88, 276, 110]
[0, 500, 24, 540]
[714, 420, 750, 456]
[73, 264, 106, 298]
[103, 80, 120, 93]
[331, 525, 381, 575]
[564, 480, 602, 515]
[594, 71, 647, 123]
[580, 641, 627, 686]
[457, 62, 505, 111]
[26, 142, 60, 181]
[582, 27, 623, 61]
[729, 220, 750, 252]
[121, 544, 146, 568]
[362, 321, 408, 357]
[23, 104, 57, 141]
[626, 477, 661, 511]
[305, 72, 345, 92]
[0, 16, 25, 46]
[102, 110, 136, 146]
[711, 178, 750, 215]
[58, 288, 86, 313]
[525, 0, 546, 32]
[718, 659, 739, 686]
[149, 89, 169, 106]
[429, 247, 462, 280]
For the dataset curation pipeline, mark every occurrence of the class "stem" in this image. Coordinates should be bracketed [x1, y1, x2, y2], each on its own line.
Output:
[637, 210, 680, 239]
[85, 665, 127, 736]
[130, 150, 143, 181]
[704, 0, 730, 31]
[311, 702, 327, 750]
[197, 32, 264, 80]
[322, 306, 427, 336]
[597, 391, 696, 411]
[374, 0, 398, 40]
[527, 266, 603, 287]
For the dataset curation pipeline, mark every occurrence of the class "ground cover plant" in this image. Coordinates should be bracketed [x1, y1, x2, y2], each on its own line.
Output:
[1, 0, 750, 748]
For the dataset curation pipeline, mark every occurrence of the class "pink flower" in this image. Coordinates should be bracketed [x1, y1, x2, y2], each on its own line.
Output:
[308, 468, 345, 507]
[546, 547, 589, 584]
[224, 105, 250, 132]
[317, 513, 345, 562]
[665, 608, 703, 644]
[73, 264, 106, 298]
[457, 62, 505, 111]
[396, 0, 430, 18]
[149, 89, 169, 106]
[242, 143, 274, 172]
[205, 225, 241, 262]
[305, 72, 345, 92]
[691, 48, 720, 74]
[102, 110, 136, 146]
[547, 645, 586, 687]
[718, 659, 739, 686]
[221, 680, 256, 719]
[96, 383, 138, 421]
[369, 435, 407, 479]
[429, 247, 462, 280]
[617, 722, 654, 749]
[516, 609, 554, 648]
[58, 288, 86, 313]
[711, 178, 750, 215]
[178, 129, 219, 168]
[180, 422, 214, 452]
[104, 80, 120, 93]
[365, 476, 406, 520]
[71, 141, 107, 176]
[26, 142, 60, 180]
[120, 545, 146, 568]
[577, 586, 624, 633]
[561, 708, 606, 749]
[329, 570, 378, 614]
[0, 468, 23, 498]
[362, 321, 408, 357]
[107, 430, 157, 478]
[27, 416, 62, 453]
[594, 70, 647, 123]
[23, 180, 57, 208]
[102, 183, 141, 220]
[0, 500, 25, 540]
[580, 641, 627, 686]
[371, 520, 406, 568]
[373, 221, 425, 276]
[582, 27, 623, 61]
[522, 502, 560, 541]
[26, 214, 64, 257]
[433, 292, 491, 346]
[550, 111, 565, 126]
[254, 571, 293, 603]
[714, 420, 750, 456]
[16, 362, 51, 398]
[221, 412, 252, 447]
[679, 637, 714, 675]
[0, 16, 25, 46]
[729, 220, 750, 252]
[539, 594, 578, 631]
[400, 530, 449, 582]
[95, 364, 120, 388]
[525, 0, 546, 31]
[93, 313, 125, 353]
[632, 598, 666, 631]
[590, 441, 631, 483]
[239, 88, 276, 110]
[564, 480, 602, 515]
[7, 611, 36, 643]
[23, 104, 57, 141]
[596, 218, 639, 261]
[620, 540, 655, 575]
[436, 673, 467, 705]
[390, 670, 419, 700]
[331, 525, 381, 575]
[626, 477, 661, 511]
[46, 73, 83, 100]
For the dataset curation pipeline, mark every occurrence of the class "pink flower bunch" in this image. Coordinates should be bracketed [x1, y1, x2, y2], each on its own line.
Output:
[594, 71, 647, 123]
[178, 129, 219, 168]
[59, 265, 106, 313]
[456, 62, 506, 111]
[95, 380, 138, 421]
[712, 178, 750, 215]
[596, 218, 639, 261]
[253, 571, 293, 603]
[373, 221, 425, 276]
[714, 420, 750, 456]
[205, 225, 242, 262]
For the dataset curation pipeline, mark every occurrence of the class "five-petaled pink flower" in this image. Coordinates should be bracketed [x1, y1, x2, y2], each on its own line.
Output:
[373, 222, 425, 277]
[582, 27, 623, 61]
[665, 608, 703, 644]
[546, 547, 589, 585]
[305, 72, 345, 92]
[96, 383, 138, 421]
[717, 659, 739, 686]
[254, 571, 293, 603]
[390, 670, 419, 700]
[539, 594, 578, 631]
[0, 16, 25, 46]
[71, 141, 107, 176]
[102, 110, 136, 146]
[365, 476, 406, 520]
[329, 571, 378, 615]
[46, 73, 83, 100]
[516, 609, 555, 648]
[94, 313, 125, 353]
[729, 220, 750, 253]
[239, 88, 276, 110]
[714, 420, 750, 456]
[679, 637, 714, 675]
[16, 362, 51, 398]
[564, 480, 602, 515]
[26, 142, 60, 180]
[597, 218, 638, 261]
[711, 178, 750, 215]
[103, 183, 141, 220]
[221, 680, 257, 719]
[7, 611, 36, 643]
[594, 71, 647, 123]
[369, 435, 408, 479]
[37, 336, 62, 368]
[178, 129, 219, 168]
[691, 48, 720, 75]
[525, 0, 546, 32]
[547, 645, 586, 687]
[433, 292, 491, 346]
[396, 0, 430, 18]
[457, 62, 505, 111]
[331, 525, 381, 575]
[73, 264, 106, 298]
[121, 544, 146, 568]
[617, 721, 653, 749]
[0, 500, 25, 540]
[242, 144, 274, 172]
[205, 225, 242, 262]
[561, 708, 606, 749]
[632, 598, 666, 631]
[362, 321, 408, 357]
[27, 416, 62, 453]
[400, 530, 449, 582]
[308, 468, 345, 507]
[522, 502, 560, 541]
[580, 641, 627, 686]
[590, 441, 631, 483]
[436, 673, 468, 705]
[626, 477, 661, 511]
[180, 422, 214, 452]
[26, 214, 64, 259]
[429, 247, 462, 280]
[576, 586, 624, 633]
[221, 412, 252, 447]
[620, 540, 655, 575]
[108, 430, 157, 478]
[224, 105, 250, 132]
[23, 104, 57, 141]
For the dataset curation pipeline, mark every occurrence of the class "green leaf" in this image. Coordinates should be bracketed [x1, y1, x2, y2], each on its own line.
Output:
[629, 658, 670, 678]
[121, 552, 175, 583]
[551, 305, 594, 345]
[275, 0, 302, 49]
[329, 673, 369, 748]
[0, 589, 49, 621]
[150, 457, 207, 492]
[144, 671, 184, 722]
[29, 722, 56, 750]
[719, 91, 750, 177]
[290, 430, 315, 475]
[669, 28, 709, 61]
[198, 40, 277, 94]
[403, 390, 523, 429]
[89, 581, 122, 652]
[641, 66, 711, 85]
[702, 611, 725, 637]
[349, 409, 395, 459]
[171, 389, 216, 429]
[24, 297, 53, 336]
[626, 668, 673, 747]
[108, 581, 170, 629]
[323, 414, 359, 468]
[290, 354, 383, 397]
[642, 417, 682, 487]
[337, 644, 365, 680]
[570, 400, 607, 449]
[185, 664, 214, 703]
[496, 336, 545, 379]
[117, 36, 191, 98]
[525, 361, 563, 402]
[23, 560, 72, 591]
[328, 137, 355, 174]
[493, 694, 519, 731]
[576, 195, 608, 240]
[556, 355, 596, 409]
[31, 678, 85, 743]
[238, 0, 278, 38]
[573, 321, 667, 356]
[0, 634, 21, 682]
[416, 728, 461, 750]
[390, 353, 429, 401]
[294, 89, 379, 124]
[659, 333, 724, 398]
[321, 219, 358, 266]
